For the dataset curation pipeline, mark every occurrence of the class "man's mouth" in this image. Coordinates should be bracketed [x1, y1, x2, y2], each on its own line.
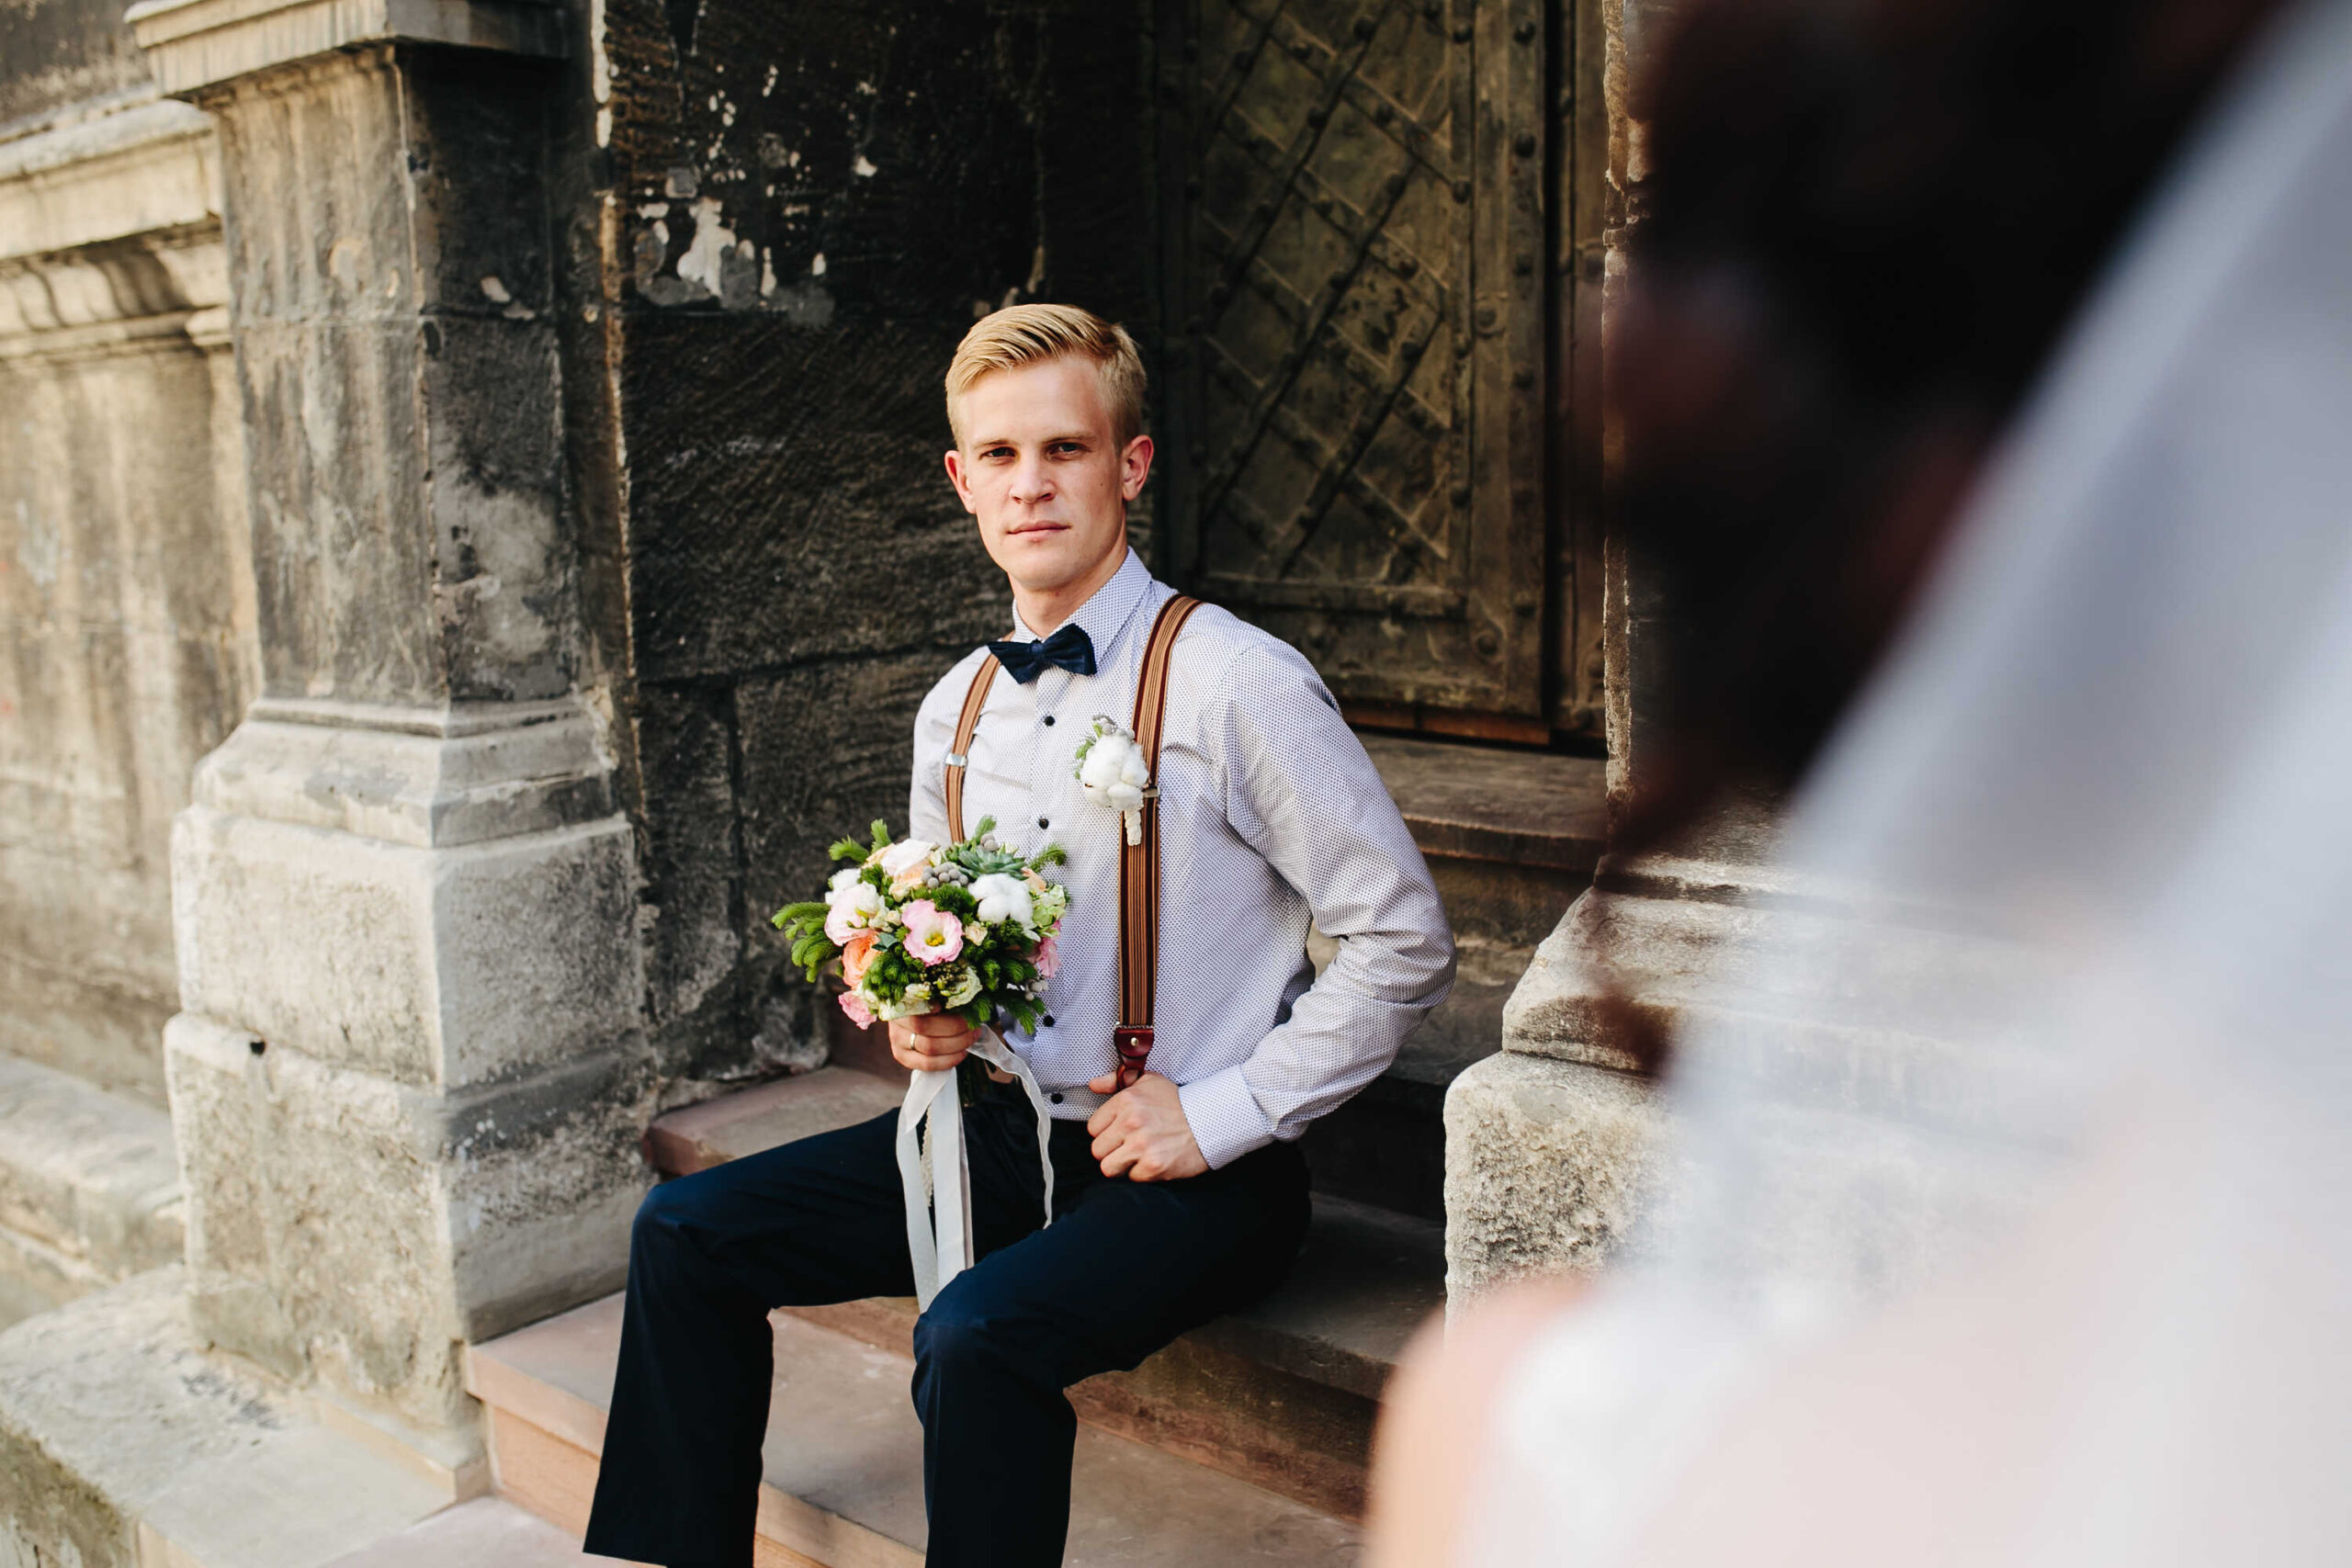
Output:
[1007, 521, 1068, 536]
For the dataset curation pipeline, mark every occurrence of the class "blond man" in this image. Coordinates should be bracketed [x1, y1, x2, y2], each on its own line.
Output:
[584, 306, 1453, 1568]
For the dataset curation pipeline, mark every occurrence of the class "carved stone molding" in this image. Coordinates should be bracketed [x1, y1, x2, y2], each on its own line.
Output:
[127, 0, 566, 96]
[0, 97, 219, 259]
[0, 100, 228, 356]
[0, 231, 228, 355]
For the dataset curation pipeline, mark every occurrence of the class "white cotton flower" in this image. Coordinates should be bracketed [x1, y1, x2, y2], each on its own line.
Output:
[830, 867, 864, 893]
[968, 873, 1035, 929]
[1078, 725, 1150, 813]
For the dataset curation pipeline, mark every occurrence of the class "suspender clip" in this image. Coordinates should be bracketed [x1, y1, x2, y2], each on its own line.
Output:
[1112, 1025, 1154, 1089]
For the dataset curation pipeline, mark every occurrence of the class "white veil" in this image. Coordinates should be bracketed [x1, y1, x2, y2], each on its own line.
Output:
[1465, 0, 2352, 1560]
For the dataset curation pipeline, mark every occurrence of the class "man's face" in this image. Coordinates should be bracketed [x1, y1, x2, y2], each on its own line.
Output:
[944, 355, 1153, 603]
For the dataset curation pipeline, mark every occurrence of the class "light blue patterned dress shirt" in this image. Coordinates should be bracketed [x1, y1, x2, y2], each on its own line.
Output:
[909, 547, 1456, 1170]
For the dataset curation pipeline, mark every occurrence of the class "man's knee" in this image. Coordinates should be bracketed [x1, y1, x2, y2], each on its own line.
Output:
[913, 1284, 1039, 1383]
[629, 1174, 709, 1264]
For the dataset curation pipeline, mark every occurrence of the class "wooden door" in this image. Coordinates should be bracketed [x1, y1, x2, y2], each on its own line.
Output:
[1154, 0, 1600, 740]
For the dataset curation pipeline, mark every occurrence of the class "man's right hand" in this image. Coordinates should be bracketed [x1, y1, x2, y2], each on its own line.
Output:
[889, 1012, 978, 1073]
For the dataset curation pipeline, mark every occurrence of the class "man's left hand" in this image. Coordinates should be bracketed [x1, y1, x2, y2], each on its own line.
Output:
[1084, 1071, 1208, 1181]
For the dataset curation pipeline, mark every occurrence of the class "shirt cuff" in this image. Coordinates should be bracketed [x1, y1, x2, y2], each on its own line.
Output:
[1177, 1066, 1277, 1171]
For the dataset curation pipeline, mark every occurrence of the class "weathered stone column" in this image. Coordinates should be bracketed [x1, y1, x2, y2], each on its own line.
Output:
[128, 0, 648, 1442]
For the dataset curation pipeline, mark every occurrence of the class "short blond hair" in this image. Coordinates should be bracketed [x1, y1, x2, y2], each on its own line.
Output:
[945, 304, 1148, 448]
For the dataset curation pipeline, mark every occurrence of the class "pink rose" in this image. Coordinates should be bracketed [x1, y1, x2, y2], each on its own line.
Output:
[824, 903, 862, 945]
[901, 900, 964, 966]
[838, 989, 875, 1028]
[1032, 934, 1059, 977]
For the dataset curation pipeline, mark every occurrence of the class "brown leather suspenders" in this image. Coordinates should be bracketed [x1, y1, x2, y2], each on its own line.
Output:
[943, 653, 1000, 844]
[1111, 594, 1203, 1087]
[941, 594, 1204, 1090]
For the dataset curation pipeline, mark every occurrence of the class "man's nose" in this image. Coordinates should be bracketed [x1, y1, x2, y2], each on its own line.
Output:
[1008, 455, 1054, 504]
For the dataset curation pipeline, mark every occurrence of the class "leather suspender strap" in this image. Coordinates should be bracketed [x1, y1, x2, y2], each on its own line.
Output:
[1114, 594, 1203, 1089]
[942, 595, 1200, 1091]
[943, 654, 1000, 843]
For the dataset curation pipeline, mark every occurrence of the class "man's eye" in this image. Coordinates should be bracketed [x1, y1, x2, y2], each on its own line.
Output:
[1049, 442, 1082, 457]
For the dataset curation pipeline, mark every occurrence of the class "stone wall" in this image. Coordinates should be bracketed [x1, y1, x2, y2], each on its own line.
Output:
[0, 0, 153, 134]
[563, 0, 1160, 1093]
[0, 16, 254, 1100]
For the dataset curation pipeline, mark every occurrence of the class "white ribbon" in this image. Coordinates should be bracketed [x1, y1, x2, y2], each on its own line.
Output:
[896, 1027, 1056, 1309]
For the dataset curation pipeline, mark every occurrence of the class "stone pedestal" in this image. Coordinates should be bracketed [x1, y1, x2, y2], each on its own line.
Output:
[130, 0, 648, 1437]
[1444, 822, 2032, 1303]
[1442, 851, 1697, 1303]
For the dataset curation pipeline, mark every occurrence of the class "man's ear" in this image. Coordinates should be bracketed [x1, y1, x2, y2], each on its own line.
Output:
[1120, 434, 1156, 502]
[944, 448, 977, 514]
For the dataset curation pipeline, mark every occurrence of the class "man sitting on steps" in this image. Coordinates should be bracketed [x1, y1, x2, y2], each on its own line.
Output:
[582, 303, 1454, 1568]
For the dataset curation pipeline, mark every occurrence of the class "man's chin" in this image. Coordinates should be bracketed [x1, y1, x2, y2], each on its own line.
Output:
[994, 530, 1122, 597]
[1004, 565, 1082, 599]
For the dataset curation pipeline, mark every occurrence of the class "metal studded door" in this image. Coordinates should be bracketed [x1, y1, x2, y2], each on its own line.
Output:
[1156, 0, 1555, 729]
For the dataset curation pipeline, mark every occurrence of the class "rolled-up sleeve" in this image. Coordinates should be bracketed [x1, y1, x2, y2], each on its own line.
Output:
[1176, 643, 1456, 1168]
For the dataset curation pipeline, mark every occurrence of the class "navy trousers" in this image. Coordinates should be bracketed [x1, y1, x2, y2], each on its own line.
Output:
[581, 1073, 1311, 1568]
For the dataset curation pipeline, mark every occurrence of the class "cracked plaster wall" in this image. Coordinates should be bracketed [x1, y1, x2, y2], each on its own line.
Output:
[556, 0, 1162, 1093]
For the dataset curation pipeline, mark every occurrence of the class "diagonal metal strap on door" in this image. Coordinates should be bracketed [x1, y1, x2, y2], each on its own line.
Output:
[1159, 0, 1547, 720]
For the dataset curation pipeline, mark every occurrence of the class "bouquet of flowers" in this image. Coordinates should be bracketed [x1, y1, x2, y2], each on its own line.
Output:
[772, 816, 1069, 1050]
[776, 818, 1070, 1306]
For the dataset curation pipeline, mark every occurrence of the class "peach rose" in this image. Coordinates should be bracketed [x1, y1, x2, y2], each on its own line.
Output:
[841, 928, 878, 986]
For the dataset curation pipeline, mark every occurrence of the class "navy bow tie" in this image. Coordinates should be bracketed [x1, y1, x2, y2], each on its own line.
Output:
[989, 623, 1097, 684]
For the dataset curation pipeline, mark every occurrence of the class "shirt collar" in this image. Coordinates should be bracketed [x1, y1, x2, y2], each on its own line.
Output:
[1008, 547, 1157, 660]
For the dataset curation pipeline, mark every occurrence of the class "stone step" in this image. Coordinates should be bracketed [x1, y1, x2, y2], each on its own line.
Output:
[0, 1052, 185, 1328]
[643, 1068, 1443, 1517]
[644, 1063, 905, 1172]
[1359, 732, 1605, 950]
[320, 1497, 585, 1568]
[465, 1290, 1363, 1567]
[0, 1268, 461, 1568]
[1298, 971, 1510, 1220]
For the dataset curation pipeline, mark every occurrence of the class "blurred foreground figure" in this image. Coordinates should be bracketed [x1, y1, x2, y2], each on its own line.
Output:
[1371, 0, 2352, 1562]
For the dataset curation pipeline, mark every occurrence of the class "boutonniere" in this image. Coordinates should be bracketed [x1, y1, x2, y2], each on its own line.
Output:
[1073, 715, 1150, 845]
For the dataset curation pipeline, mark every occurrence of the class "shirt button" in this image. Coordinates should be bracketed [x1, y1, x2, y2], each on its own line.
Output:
[1042, 714, 1056, 727]
[1036, 816, 1050, 829]
[1048, 1092, 1064, 1104]
[1043, 1015, 1056, 1028]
